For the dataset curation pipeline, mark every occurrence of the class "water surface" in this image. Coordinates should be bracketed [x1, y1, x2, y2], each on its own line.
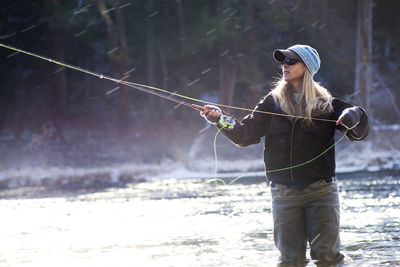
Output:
[1, 173, 399, 266]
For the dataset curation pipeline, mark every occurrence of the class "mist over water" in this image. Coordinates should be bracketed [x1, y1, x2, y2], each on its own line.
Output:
[0, 172, 399, 267]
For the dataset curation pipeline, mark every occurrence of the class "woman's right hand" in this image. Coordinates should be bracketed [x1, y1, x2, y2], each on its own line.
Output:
[200, 105, 221, 124]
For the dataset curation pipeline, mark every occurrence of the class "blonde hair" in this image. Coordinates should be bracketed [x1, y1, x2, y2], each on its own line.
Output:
[270, 70, 333, 124]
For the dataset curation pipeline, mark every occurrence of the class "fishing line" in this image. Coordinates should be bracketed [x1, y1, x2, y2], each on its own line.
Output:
[206, 128, 349, 186]
[0, 43, 194, 109]
[0, 43, 346, 186]
[119, 78, 337, 123]
[0, 43, 337, 123]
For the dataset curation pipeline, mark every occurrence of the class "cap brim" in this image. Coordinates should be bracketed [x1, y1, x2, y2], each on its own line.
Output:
[273, 49, 301, 62]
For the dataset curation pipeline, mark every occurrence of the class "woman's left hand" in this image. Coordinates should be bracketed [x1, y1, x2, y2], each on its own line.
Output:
[336, 107, 362, 129]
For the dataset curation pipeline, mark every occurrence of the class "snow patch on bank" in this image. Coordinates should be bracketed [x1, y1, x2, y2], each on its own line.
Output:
[0, 128, 399, 189]
[335, 128, 400, 173]
[0, 162, 169, 188]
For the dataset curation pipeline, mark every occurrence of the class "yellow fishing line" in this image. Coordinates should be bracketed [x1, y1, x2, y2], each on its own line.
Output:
[0, 43, 337, 123]
[0, 43, 346, 187]
[205, 128, 348, 186]
[119, 79, 337, 122]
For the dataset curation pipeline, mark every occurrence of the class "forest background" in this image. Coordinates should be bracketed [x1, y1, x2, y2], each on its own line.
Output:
[0, 0, 399, 186]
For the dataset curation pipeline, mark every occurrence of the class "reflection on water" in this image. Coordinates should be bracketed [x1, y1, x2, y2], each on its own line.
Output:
[0, 173, 399, 266]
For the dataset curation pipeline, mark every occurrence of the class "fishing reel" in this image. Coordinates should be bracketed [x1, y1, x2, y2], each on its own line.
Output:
[218, 114, 236, 130]
[197, 104, 236, 130]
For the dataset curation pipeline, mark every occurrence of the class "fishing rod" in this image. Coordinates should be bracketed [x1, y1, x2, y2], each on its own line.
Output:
[0, 42, 338, 123]
[0, 42, 349, 185]
[0, 43, 199, 111]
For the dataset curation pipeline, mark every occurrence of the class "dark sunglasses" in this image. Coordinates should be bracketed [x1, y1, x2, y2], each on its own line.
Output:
[280, 58, 301, 66]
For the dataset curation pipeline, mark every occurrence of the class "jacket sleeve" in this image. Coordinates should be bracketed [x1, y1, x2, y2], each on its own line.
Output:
[217, 97, 271, 147]
[332, 98, 369, 141]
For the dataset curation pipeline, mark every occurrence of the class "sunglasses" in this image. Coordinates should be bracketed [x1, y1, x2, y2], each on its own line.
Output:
[280, 58, 301, 66]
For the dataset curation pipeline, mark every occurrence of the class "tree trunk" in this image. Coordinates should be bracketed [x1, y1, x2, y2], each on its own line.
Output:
[227, 65, 238, 108]
[146, 0, 159, 113]
[157, 40, 168, 92]
[219, 55, 227, 105]
[354, 0, 372, 114]
[52, 30, 67, 120]
[218, 51, 238, 110]
[14, 55, 26, 140]
[51, 0, 68, 141]
[217, 0, 237, 111]
[115, 1, 131, 136]
[395, 1, 400, 107]
[146, 0, 156, 87]
[176, 0, 186, 54]
[98, 0, 131, 136]
[243, 0, 260, 106]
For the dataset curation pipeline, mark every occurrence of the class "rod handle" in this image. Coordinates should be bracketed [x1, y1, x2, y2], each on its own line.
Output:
[191, 104, 205, 111]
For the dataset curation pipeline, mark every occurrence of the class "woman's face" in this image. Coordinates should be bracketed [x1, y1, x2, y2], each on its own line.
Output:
[282, 58, 307, 84]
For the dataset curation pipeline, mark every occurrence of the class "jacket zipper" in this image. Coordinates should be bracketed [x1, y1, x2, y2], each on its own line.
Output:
[289, 118, 299, 186]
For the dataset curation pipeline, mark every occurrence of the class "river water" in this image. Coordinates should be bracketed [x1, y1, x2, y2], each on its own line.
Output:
[0, 172, 399, 267]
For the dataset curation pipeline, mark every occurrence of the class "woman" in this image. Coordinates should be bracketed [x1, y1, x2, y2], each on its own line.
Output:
[200, 44, 369, 266]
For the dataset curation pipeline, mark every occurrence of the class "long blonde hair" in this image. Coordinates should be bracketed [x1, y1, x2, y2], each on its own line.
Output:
[270, 70, 333, 123]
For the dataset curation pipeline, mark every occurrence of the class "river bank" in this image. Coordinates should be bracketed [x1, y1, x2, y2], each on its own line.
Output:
[0, 125, 399, 189]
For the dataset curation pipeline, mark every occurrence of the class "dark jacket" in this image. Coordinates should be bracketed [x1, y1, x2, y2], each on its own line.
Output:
[219, 94, 369, 191]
